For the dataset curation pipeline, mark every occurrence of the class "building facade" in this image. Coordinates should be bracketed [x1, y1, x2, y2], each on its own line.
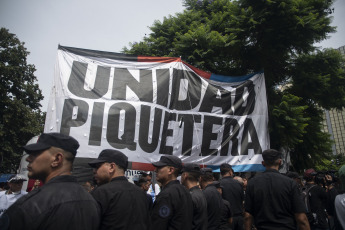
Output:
[323, 45, 345, 156]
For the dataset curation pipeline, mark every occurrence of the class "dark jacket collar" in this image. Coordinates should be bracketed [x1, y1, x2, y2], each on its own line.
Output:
[110, 176, 128, 182]
[264, 168, 279, 173]
[46, 175, 77, 185]
[190, 185, 201, 192]
[222, 176, 234, 180]
[162, 180, 180, 190]
[204, 182, 216, 190]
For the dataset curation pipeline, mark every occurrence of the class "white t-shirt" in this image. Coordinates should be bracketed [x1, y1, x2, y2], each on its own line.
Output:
[335, 193, 345, 229]
[0, 190, 27, 216]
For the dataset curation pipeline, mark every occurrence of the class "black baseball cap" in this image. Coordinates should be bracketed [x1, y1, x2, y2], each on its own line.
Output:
[200, 167, 213, 175]
[152, 155, 182, 169]
[23, 133, 80, 155]
[88, 149, 128, 170]
[262, 149, 282, 161]
[211, 181, 223, 189]
[181, 163, 200, 173]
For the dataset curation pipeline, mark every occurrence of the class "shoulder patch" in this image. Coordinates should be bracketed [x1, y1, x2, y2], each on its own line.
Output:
[158, 205, 170, 218]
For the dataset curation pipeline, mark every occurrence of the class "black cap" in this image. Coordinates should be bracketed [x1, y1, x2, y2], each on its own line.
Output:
[152, 155, 182, 169]
[200, 167, 213, 175]
[23, 133, 80, 155]
[262, 149, 282, 161]
[181, 163, 200, 173]
[211, 181, 223, 189]
[88, 149, 128, 170]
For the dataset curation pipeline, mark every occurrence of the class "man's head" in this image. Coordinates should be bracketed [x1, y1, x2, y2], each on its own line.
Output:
[137, 177, 151, 192]
[261, 149, 282, 168]
[199, 168, 214, 189]
[141, 171, 152, 183]
[24, 133, 79, 183]
[82, 181, 95, 192]
[88, 149, 128, 186]
[304, 168, 317, 182]
[8, 175, 27, 193]
[233, 176, 244, 186]
[152, 155, 182, 186]
[181, 163, 200, 186]
[220, 163, 233, 177]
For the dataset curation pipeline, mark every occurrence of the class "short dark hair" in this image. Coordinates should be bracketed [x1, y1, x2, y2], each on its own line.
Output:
[172, 167, 180, 178]
[50, 147, 75, 163]
[184, 171, 200, 182]
[137, 178, 149, 187]
[200, 173, 214, 183]
[262, 149, 282, 166]
[220, 163, 233, 176]
[264, 158, 281, 167]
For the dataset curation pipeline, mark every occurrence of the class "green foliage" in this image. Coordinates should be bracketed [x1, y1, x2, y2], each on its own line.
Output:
[289, 49, 345, 110]
[0, 28, 45, 173]
[270, 93, 309, 149]
[290, 105, 333, 171]
[315, 154, 345, 172]
[123, 0, 344, 171]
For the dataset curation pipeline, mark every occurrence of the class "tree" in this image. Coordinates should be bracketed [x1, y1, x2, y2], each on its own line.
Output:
[0, 28, 45, 173]
[123, 0, 345, 171]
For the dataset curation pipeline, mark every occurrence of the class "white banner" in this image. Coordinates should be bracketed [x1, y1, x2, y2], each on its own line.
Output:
[44, 46, 269, 172]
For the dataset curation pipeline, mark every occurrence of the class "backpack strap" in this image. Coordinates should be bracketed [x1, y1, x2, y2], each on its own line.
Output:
[304, 185, 316, 212]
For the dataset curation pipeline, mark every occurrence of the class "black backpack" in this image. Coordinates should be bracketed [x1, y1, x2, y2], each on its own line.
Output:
[301, 185, 318, 226]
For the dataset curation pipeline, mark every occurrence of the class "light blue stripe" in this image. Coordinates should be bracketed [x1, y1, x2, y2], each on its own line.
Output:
[209, 71, 263, 83]
[208, 164, 265, 172]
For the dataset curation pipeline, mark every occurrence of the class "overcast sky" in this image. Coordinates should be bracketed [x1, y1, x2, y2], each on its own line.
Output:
[0, 0, 344, 112]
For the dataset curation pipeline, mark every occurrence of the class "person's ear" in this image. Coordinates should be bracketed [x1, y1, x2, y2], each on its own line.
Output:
[169, 166, 175, 175]
[51, 152, 63, 167]
[109, 163, 116, 173]
[278, 159, 284, 170]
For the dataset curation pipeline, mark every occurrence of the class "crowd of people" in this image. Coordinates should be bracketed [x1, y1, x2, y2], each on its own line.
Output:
[0, 132, 344, 230]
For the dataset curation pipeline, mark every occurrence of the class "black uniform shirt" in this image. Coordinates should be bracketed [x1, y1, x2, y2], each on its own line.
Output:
[151, 180, 193, 230]
[219, 199, 232, 230]
[202, 183, 223, 230]
[220, 176, 244, 216]
[189, 185, 208, 230]
[91, 176, 150, 230]
[0, 175, 100, 230]
[245, 169, 305, 230]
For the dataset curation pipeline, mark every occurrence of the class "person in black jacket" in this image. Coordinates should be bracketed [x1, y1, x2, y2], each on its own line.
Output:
[151, 155, 193, 230]
[136, 177, 153, 211]
[0, 132, 100, 230]
[303, 169, 329, 230]
[244, 149, 310, 230]
[213, 181, 233, 230]
[200, 168, 223, 230]
[89, 149, 150, 230]
[219, 163, 244, 230]
[181, 163, 208, 230]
